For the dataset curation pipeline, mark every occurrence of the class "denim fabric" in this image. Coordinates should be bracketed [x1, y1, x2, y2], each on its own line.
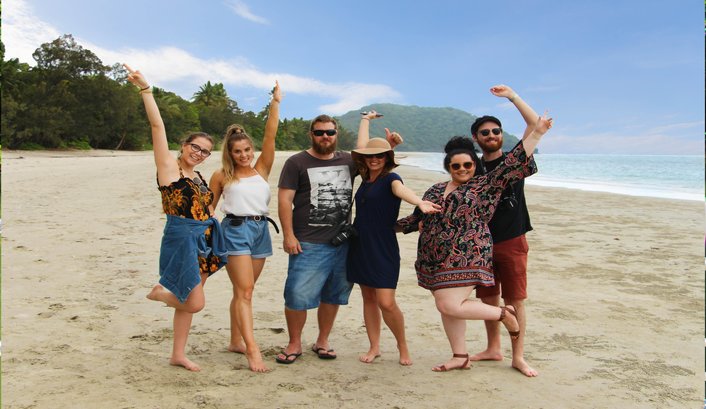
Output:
[221, 217, 273, 258]
[283, 241, 353, 310]
[159, 215, 227, 303]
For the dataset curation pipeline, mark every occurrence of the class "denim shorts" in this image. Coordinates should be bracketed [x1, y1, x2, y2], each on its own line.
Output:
[221, 217, 273, 258]
[283, 241, 353, 310]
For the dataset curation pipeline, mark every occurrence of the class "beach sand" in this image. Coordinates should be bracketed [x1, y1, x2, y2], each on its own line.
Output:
[1, 150, 703, 409]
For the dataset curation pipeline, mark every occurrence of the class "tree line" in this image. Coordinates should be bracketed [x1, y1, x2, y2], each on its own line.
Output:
[0, 34, 357, 151]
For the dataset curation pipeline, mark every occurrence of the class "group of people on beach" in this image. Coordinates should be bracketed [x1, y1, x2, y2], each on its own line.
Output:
[124, 63, 552, 377]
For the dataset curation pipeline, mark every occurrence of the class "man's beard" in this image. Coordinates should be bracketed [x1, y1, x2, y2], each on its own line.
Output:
[311, 137, 337, 155]
[477, 137, 503, 153]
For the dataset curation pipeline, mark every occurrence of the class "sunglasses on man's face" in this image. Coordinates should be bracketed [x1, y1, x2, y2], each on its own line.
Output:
[479, 128, 502, 137]
[312, 129, 337, 137]
[450, 162, 474, 171]
[364, 153, 387, 159]
[189, 143, 212, 157]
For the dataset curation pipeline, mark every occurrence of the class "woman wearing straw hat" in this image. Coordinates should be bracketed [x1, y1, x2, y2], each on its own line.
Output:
[347, 111, 441, 365]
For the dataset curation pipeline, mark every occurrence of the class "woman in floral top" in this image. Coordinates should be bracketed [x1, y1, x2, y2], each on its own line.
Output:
[397, 108, 553, 372]
[125, 64, 225, 372]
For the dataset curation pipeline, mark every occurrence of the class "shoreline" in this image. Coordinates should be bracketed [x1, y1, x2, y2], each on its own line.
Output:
[1, 150, 704, 408]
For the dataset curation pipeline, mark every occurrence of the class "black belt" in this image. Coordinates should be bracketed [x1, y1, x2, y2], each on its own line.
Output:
[224, 214, 280, 234]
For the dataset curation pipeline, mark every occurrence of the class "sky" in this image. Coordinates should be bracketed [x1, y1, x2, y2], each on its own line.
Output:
[3, 0, 704, 154]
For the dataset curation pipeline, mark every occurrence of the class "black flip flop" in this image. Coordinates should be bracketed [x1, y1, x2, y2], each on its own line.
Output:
[312, 345, 337, 360]
[275, 351, 302, 364]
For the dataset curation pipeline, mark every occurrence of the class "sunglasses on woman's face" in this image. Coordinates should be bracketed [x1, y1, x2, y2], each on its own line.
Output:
[189, 143, 212, 157]
[312, 129, 337, 137]
[192, 176, 209, 194]
[450, 161, 474, 171]
[364, 153, 387, 159]
[479, 128, 502, 137]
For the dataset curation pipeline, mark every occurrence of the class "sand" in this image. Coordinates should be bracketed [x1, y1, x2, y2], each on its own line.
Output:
[1, 150, 703, 409]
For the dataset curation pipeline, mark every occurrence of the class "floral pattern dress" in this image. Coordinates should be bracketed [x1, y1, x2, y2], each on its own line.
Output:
[397, 142, 537, 291]
[158, 169, 222, 276]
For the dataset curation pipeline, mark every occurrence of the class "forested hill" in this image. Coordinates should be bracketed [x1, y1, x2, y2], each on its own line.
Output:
[337, 103, 520, 152]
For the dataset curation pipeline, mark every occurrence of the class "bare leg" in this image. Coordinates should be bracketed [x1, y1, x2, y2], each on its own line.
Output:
[359, 285, 382, 363]
[228, 258, 266, 353]
[168, 274, 208, 371]
[313, 302, 339, 357]
[433, 287, 519, 336]
[469, 294, 504, 362]
[431, 288, 473, 371]
[227, 255, 268, 372]
[376, 288, 412, 365]
[147, 281, 205, 313]
[276, 307, 306, 362]
[505, 299, 538, 377]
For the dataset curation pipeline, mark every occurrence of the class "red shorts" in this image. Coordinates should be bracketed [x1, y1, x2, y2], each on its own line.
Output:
[476, 235, 528, 300]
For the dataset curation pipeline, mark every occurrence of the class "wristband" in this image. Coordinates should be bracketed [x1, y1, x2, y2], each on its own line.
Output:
[508, 93, 518, 102]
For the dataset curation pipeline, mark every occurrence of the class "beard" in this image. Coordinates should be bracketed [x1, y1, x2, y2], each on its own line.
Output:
[311, 136, 337, 155]
[476, 136, 503, 153]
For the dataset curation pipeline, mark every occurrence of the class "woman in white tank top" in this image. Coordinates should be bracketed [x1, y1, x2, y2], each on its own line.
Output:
[209, 81, 281, 373]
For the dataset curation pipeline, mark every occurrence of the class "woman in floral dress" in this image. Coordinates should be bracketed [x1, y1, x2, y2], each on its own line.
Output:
[398, 108, 553, 372]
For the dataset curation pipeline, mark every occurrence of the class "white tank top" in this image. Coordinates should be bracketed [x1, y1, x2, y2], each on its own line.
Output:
[220, 174, 271, 216]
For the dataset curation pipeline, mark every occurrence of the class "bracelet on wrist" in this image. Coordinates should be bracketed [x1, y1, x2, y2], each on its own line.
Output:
[508, 93, 519, 102]
[361, 117, 370, 121]
[139, 88, 153, 95]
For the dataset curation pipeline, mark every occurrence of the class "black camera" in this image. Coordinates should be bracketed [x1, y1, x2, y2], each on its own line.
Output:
[330, 224, 357, 246]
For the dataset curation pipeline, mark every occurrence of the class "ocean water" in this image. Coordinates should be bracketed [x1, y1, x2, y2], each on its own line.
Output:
[397, 153, 704, 202]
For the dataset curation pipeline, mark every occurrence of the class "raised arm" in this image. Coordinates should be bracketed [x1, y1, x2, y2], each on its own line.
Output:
[124, 64, 178, 183]
[521, 111, 553, 156]
[254, 81, 281, 180]
[391, 180, 441, 214]
[356, 110, 377, 149]
[490, 84, 539, 139]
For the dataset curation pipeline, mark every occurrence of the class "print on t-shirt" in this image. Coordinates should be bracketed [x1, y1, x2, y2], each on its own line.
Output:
[307, 165, 352, 227]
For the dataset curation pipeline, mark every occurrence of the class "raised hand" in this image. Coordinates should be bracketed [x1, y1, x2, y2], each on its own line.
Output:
[534, 110, 554, 135]
[385, 128, 403, 148]
[489, 84, 515, 99]
[272, 80, 282, 103]
[123, 64, 150, 89]
[362, 110, 380, 121]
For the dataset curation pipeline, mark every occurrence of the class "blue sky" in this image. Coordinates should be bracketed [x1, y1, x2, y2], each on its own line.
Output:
[4, 0, 704, 154]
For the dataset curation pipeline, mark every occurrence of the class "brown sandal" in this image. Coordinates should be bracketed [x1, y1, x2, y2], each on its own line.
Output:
[499, 306, 520, 340]
[432, 353, 472, 372]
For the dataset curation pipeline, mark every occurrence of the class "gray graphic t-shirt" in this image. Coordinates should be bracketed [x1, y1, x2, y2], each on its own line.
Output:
[278, 151, 357, 243]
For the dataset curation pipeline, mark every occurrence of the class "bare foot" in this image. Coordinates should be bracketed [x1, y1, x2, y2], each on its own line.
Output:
[245, 350, 270, 373]
[227, 343, 246, 354]
[512, 358, 539, 377]
[431, 355, 471, 372]
[359, 348, 381, 364]
[169, 356, 201, 372]
[398, 344, 412, 366]
[146, 284, 164, 301]
[469, 349, 504, 361]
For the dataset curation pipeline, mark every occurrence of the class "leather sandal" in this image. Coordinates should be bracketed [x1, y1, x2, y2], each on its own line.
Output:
[499, 305, 520, 340]
[432, 353, 472, 372]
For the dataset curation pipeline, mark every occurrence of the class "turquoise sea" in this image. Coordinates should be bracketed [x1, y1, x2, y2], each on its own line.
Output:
[398, 153, 704, 202]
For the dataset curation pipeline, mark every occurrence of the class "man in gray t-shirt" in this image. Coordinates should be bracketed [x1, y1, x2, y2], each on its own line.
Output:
[275, 113, 400, 364]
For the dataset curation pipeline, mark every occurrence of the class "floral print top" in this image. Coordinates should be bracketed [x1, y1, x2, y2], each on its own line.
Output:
[158, 168, 221, 276]
[397, 141, 537, 291]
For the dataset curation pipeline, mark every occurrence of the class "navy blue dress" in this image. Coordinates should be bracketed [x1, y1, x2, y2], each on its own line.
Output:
[347, 172, 402, 289]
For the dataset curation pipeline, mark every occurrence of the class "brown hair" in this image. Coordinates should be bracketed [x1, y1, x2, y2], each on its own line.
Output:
[220, 124, 254, 185]
[309, 114, 338, 132]
[178, 132, 214, 158]
[355, 152, 395, 182]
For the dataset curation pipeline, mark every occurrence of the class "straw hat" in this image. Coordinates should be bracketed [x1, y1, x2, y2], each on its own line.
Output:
[351, 138, 399, 167]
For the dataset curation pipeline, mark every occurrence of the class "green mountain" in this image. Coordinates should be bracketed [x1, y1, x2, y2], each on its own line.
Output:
[337, 103, 520, 152]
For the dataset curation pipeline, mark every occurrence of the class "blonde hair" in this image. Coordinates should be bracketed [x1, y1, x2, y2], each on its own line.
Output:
[220, 124, 254, 185]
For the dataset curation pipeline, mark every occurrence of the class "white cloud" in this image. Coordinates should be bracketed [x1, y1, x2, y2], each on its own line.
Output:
[3, 0, 401, 115]
[3, 0, 61, 64]
[224, 0, 269, 25]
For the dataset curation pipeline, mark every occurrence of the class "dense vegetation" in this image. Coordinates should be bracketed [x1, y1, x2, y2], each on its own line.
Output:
[1, 34, 519, 153]
[0, 35, 357, 151]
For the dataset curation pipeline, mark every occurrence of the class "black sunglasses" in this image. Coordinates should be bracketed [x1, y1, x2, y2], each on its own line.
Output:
[192, 176, 209, 194]
[479, 128, 502, 137]
[363, 153, 387, 159]
[189, 143, 212, 157]
[312, 129, 337, 137]
[450, 161, 474, 171]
